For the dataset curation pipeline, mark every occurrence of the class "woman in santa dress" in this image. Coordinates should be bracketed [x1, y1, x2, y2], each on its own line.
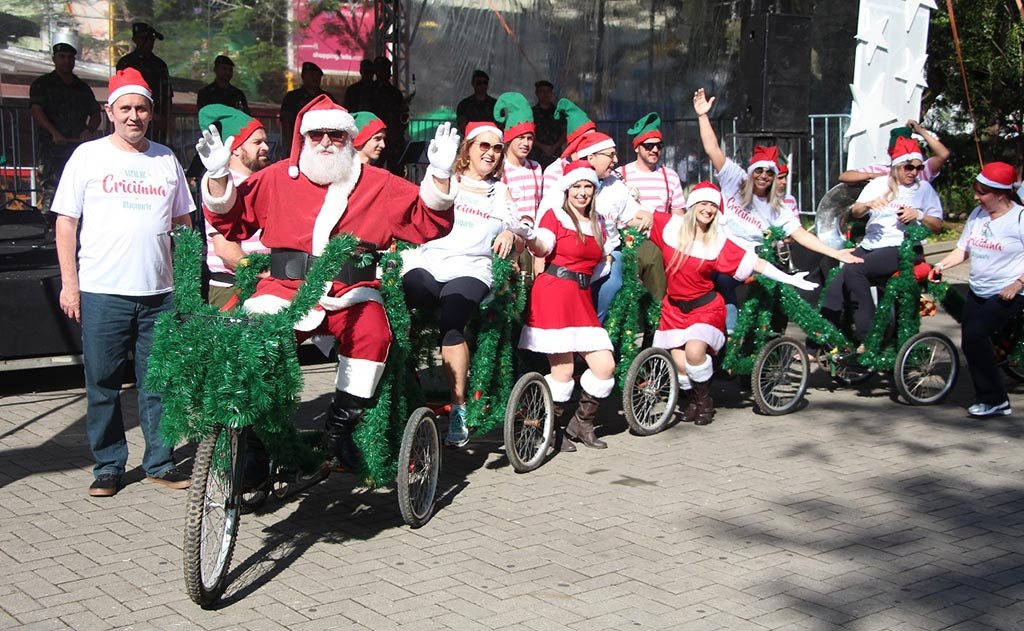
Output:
[649, 182, 818, 425]
[402, 122, 520, 447]
[692, 88, 861, 332]
[516, 160, 616, 450]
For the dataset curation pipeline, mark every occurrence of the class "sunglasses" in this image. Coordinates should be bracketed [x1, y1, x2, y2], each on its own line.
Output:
[308, 129, 348, 143]
[594, 150, 617, 159]
[475, 141, 504, 154]
[752, 167, 776, 177]
[640, 142, 663, 151]
[900, 163, 926, 173]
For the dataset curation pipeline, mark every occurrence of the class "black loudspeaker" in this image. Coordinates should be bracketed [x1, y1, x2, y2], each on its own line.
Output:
[736, 13, 812, 135]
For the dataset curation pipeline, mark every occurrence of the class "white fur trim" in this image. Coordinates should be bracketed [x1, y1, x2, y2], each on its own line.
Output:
[318, 286, 383, 311]
[576, 137, 616, 158]
[653, 324, 726, 354]
[288, 165, 299, 179]
[545, 374, 576, 403]
[529, 227, 556, 255]
[686, 187, 723, 210]
[300, 109, 358, 136]
[108, 85, 152, 105]
[977, 173, 1014, 189]
[580, 369, 615, 398]
[678, 373, 692, 391]
[243, 293, 326, 331]
[466, 124, 503, 141]
[550, 206, 596, 235]
[560, 166, 599, 191]
[419, 172, 458, 209]
[310, 161, 362, 256]
[890, 152, 924, 167]
[685, 356, 714, 383]
[734, 249, 758, 280]
[201, 173, 237, 214]
[518, 325, 613, 353]
[746, 159, 777, 175]
[335, 356, 386, 398]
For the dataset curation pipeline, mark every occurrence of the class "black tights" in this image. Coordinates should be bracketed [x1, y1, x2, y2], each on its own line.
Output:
[402, 269, 489, 346]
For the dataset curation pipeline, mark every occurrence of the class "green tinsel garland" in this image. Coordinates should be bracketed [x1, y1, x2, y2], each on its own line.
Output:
[149, 229, 361, 476]
[605, 227, 651, 387]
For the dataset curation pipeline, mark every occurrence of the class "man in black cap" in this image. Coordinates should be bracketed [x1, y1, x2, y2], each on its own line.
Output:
[30, 41, 101, 208]
[455, 69, 497, 136]
[343, 58, 374, 113]
[279, 62, 335, 149]
[116, 22, 173, 145]
[197, 55, 249, 113]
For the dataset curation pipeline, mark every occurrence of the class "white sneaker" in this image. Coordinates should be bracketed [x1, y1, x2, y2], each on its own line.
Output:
[968, 401, 1011, 417]
[444, 406, 469, 447]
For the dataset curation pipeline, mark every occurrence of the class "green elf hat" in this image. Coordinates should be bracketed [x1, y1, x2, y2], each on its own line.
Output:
[628, 112, 662, 149]
[493, 92, 535, 142]
[887, 126, 914, 156]
[198, 104, 263, 151]
[555, 98, 597, 158]
[351, 111, 387, 148]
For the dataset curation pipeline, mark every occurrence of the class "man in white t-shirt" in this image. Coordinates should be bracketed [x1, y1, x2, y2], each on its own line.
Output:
[52, 69, 195, 497]
[198, 105, 271, 308]
[615, 112, 686, 302]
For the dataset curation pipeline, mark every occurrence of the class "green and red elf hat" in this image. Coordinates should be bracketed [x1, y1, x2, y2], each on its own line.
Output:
[493, 92, 535, 142]
[199, 104, 264, 152]
[351, 111, 387, 148]
[555, 98, 597, 158]
[887, 126, 914, 157]
[628, 112, 662, 149]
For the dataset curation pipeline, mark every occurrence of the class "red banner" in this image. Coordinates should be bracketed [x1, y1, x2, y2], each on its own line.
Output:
[293, 1, 375, 74]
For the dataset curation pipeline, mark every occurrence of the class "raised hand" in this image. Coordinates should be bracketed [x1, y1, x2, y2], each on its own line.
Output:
[195, 124, 233, 179]
[427, 121, 460, 178]
[692, 88, 716, 117]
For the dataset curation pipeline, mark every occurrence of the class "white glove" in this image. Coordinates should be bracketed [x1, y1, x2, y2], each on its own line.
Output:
[426, 121, 459, 179]
[509, 220, 537, 241]
[196, 124, 233, 179]
[760, 262, 818, 291]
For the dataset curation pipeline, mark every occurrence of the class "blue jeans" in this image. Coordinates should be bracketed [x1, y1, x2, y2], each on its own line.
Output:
[592, 249, 624, 324]
[80, 291, 175, 478]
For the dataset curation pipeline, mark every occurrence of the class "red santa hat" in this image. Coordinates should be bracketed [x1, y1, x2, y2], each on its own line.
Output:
[575, 132, 615, 159]
[686, 181, 724, 212]
[107, 68, 152, 105]
[746, 145, 779, 175]
[287, 94, 358, 179]
[976, 161, 1016, 189]
[560, 159, 599, 191]
[889, 136, 924, 167]
[465, 121, 503, 142]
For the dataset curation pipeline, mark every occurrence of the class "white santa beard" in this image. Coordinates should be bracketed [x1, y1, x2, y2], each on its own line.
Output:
[300, 143, 358, 186]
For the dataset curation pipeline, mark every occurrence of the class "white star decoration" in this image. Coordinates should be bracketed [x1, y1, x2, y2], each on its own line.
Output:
[846, 77, 899, 160]
[904, 0, 939, 33]
[855, 14, 890, 65]
[894, 50, 929, 102]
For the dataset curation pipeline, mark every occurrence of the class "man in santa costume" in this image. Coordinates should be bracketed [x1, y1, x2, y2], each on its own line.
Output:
[196, 94, 459, 471]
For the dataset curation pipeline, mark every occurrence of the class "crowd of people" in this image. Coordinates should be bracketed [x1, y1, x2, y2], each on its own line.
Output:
[36, 32, 1024, 498]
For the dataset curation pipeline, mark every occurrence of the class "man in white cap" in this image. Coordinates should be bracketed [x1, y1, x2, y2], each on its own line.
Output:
[197, 94, 460, 472]
[52, 68, 195, 497]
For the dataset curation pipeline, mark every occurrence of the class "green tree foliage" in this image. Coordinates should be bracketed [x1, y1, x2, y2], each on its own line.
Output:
[926, 1, 1024, 164]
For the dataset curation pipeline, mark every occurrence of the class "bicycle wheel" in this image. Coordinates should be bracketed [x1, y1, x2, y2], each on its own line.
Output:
[895, 332, 959, 405]
[397, 407, 441, 528]
[183, 426, 243, 608]
[503, 372, 554, 472]
[623, 348, 679, 435]
[752, 337, 810, 415]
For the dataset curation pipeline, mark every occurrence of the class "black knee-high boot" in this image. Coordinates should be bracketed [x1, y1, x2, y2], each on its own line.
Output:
[323, 390, 372, 472]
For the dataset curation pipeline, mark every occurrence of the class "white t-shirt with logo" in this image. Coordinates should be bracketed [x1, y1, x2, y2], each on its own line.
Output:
[51, 137, 195, 295]
[716, 158, 801, 251]
[854, 176, 943, 250]
[957, 203, 1024, 298]
[402, 177, 517, 287]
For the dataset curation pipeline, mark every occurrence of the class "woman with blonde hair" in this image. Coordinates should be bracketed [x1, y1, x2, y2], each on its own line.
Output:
[821, 136, 943, 346]
[648, 182, 817, 425]
[693, 88, 861, 331]
[402, 121, 520, 447]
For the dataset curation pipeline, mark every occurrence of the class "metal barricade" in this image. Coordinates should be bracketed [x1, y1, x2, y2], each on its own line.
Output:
[0, 104, 41, 210]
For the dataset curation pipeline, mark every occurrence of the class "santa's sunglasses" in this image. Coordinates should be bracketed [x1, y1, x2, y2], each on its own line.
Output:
[308, 129, 348, 143]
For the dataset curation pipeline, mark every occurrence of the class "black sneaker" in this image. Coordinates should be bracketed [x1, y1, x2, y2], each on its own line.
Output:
[147, 468, 191, 490]
[88, 474, 121, 497]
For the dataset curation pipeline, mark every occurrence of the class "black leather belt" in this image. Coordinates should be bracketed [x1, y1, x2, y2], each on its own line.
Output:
[270, 244, 378, 284]
[544, 263, 591, 289]
[671, 290, 717, 313]
[209, 271, 236, 284]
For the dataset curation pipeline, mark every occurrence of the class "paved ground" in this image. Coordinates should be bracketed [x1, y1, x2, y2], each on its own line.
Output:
[4, 271, 1024, 630]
